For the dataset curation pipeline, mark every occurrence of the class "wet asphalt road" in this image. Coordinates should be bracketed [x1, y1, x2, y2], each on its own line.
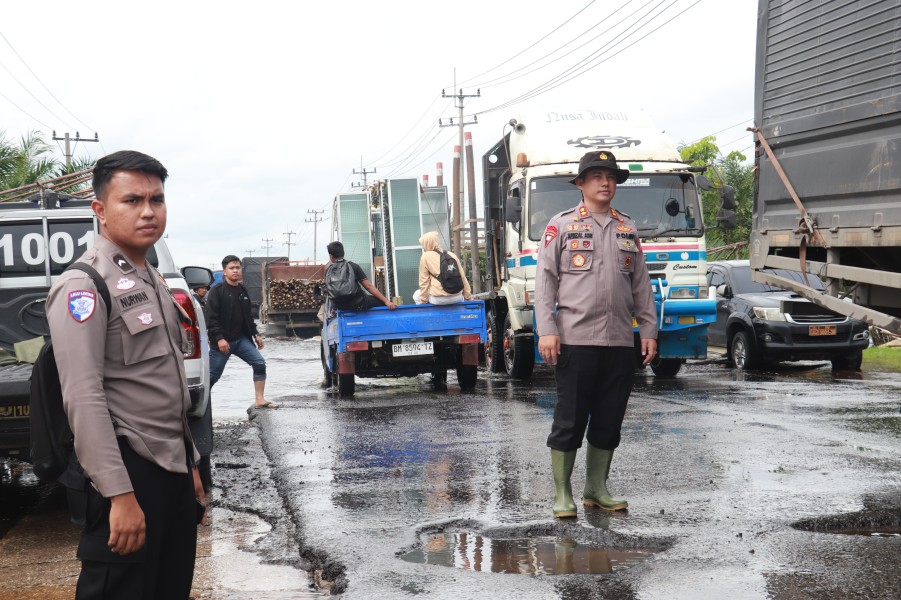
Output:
[247, 339, 901, 599]
[2, 337, 900, 598]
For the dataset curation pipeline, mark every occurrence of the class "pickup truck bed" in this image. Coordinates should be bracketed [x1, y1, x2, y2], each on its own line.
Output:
[322, 301, 487, 396]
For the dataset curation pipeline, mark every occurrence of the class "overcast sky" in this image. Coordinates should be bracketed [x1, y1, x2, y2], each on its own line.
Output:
[2, 0, 759, 270]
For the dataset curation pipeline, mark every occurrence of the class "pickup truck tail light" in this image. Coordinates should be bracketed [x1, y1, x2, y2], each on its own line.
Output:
[346, 341, 369, 351]
[458, 334, 481, 344]
[171, 289, 201, 360]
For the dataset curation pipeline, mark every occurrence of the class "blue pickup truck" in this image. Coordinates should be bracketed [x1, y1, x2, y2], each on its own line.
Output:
[321, 300, 487, 397]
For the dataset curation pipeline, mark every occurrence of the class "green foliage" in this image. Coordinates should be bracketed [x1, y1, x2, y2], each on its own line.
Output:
[0, 130, 95, 197]
[679, 136, 754, 259]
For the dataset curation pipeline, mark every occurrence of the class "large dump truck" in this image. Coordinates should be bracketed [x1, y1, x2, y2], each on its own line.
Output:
[750, 0, 901, 333]
[259, 260, 325, 334]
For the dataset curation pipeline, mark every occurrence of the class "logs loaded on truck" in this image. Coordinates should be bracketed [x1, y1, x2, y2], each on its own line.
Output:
[260, 261, 325, 333]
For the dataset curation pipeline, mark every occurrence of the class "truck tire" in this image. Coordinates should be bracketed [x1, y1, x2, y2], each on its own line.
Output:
[503, 314, 534, 379]
[432, 369, 448, 389]
[729, 330, 759, 370]
[320, 343, 332, 389]
[831, 350, 863, 371]
[485, 310, 505, 373]
[338, 373, 355, 397]
[456, 364, 477, 390]
[650, 357, 682, 378]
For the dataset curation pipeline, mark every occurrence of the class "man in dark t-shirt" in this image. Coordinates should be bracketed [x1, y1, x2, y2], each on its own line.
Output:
[206, 255, 277, 410]
[325, 241, 397, 311]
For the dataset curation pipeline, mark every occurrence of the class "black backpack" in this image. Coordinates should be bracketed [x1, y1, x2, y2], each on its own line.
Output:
[433, 250, 464, 294]
[30, 262, 110, 483]
[325, 260, 360, 303]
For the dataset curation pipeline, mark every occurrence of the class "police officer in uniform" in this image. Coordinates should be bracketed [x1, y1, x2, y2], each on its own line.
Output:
[47, 151, 206, 598]
[535, 150, 658, 518]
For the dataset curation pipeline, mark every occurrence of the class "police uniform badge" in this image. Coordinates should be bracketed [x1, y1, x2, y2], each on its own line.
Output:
[137, 312, 154, 325]
[572, 254, 586, 268]
[624, 255, 633, 268]
[68, 290, 96, 322]
[116, 277, 136, 290]
[112, 253, 131, 271]
[616, 224, 632, 232]
[578, 205, 589, 219]
[544, 225, 558, 247]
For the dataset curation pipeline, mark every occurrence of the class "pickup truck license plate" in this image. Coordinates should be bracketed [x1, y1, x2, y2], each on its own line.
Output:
[809, 325, 837, 336]
[392, 342, 434, 357]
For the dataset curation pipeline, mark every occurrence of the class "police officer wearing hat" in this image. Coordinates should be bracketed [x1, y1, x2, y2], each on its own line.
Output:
[534, 150, 658, 518]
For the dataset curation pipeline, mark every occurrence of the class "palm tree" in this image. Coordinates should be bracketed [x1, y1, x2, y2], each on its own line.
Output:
[0, 130, 59, 190]
[0, 130, 95, 199]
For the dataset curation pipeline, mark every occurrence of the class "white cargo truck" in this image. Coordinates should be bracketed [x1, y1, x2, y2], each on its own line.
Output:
[481, 109, 733, 378]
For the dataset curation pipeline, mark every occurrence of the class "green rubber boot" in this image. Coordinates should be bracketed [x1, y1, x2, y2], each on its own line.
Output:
[583, 444, 628, 511]
[551, 449, 578, 518]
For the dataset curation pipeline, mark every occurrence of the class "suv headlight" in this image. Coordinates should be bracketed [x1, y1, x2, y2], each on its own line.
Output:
[752, 307, 786, 321]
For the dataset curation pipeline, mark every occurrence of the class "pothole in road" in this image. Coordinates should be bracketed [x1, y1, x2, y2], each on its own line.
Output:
[399, 532, 657, 575]
[792, 509, 901, 538]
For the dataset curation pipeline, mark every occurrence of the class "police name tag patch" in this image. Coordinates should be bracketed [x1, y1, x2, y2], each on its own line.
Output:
[544, 225, 558, 247]
[68, 290, 96, 322]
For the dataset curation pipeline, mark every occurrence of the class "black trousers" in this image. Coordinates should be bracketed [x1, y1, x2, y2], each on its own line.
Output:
[547, 344, 636, 451]
[75, 438, 197, 600]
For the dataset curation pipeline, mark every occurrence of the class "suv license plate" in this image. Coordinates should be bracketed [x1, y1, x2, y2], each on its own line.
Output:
[392, 342, 434, 357]
[809, 325, 837, 336]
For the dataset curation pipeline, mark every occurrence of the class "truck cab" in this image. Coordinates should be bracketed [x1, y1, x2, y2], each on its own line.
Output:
[483, 109, 720, 378]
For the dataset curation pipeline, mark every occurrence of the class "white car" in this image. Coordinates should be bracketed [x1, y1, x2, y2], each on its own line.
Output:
[0, 195, 212, 479]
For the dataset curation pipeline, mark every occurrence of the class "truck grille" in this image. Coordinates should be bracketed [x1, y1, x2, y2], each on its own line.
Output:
[646, 263, 667, 272]
[787, 313, 846, 324]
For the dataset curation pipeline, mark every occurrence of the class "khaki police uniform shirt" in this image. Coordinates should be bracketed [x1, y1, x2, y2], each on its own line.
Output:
[47, 235, 198, 498]
[535, 201, 658, 346]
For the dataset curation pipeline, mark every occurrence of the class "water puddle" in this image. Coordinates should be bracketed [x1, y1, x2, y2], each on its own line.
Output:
[793, 510, 901, 538]
[399, 532, 656, 575]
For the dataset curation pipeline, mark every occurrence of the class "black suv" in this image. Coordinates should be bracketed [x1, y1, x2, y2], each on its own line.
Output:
[706, 260, 870, 370]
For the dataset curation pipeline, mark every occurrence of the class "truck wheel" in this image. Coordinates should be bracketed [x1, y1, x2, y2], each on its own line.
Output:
[338, 373, 355, 397]
[432, 369, 448, 389]
[503, 314, 535, 379]
[485, 310, 505, 373]
[831, 350, 863, 371]
[456, 364, 477, 390]
[729, 331, 759, 370]
[320, 344, 332, 388]
[650, 357, 682, 378]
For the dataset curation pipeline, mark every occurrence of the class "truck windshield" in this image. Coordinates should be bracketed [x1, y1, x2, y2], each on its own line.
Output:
[528, 174, 704, 241]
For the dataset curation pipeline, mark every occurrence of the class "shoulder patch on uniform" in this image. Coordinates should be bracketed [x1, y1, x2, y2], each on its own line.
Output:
[68, 290, 96, 322]
[111, 253, 132, 272]
[543, 225, 558, 247]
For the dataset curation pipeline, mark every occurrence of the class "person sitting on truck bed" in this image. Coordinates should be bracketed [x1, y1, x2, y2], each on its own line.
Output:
[413, 231, 472, 305]
[325, 241, 397, 311]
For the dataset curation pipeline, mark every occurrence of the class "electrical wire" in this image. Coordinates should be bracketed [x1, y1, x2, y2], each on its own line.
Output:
[0, 89, 53, 129]
[0, 59, 77, 131]
[0, 31, 96, 132]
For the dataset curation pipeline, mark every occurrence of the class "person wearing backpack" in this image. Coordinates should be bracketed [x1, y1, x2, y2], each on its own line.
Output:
[46, 151, 206, 599]
[413, 231, 472, 305]
[325, 241, 397, 311]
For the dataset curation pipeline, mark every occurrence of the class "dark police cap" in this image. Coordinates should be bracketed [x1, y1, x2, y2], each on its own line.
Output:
[570, 150, 630, 185]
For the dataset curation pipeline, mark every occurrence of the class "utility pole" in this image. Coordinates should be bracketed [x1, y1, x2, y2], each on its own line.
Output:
[440, 75, 479, 256]
[52, 131, 99, 168]
[353, 156, 376, 188]
[283, 228, 297, 261]
[261, 236, 274, 257]
[246, 249, 255, 258]
[305, 209, 326, 262]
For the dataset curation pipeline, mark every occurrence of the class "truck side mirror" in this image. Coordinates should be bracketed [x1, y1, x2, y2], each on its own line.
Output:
[696, 175, 712, 191]
[505, 194, 522, 224]
[717, 208, 736, 229]
[717, 283, 731, 298]
[721, 185, 736, 210]
[181, 266, 214, 288]
[665, 199, 680, 217]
